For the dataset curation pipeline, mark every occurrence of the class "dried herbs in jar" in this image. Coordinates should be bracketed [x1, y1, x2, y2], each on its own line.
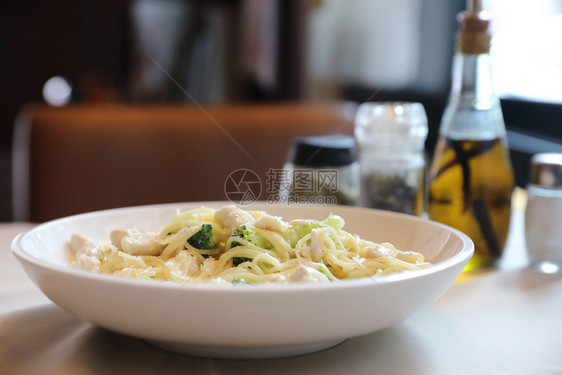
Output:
[354, 102, 428, 216]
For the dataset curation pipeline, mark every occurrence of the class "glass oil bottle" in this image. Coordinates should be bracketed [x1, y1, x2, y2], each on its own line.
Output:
[428, 0, 514, 271]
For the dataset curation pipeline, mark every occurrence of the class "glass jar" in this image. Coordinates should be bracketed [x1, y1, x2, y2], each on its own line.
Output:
[282, 134, 359, 205]
[525, 153, 562, 273]
[354, 102, 428, 216]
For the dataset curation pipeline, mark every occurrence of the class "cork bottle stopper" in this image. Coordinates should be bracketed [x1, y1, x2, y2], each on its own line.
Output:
[456, 0, 492, 54]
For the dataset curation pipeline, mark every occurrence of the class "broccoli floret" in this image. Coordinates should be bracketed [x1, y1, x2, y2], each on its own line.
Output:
[187, 224, 218, 250]
[324, 214, 345, 231]
[281, 221, 321, 247]
[232, 257, 253, 266]
[230, 225, 252, 248]
[231, 277, 248, 284]
[230, 225, 273, 266]
[281, 214, 345, 247]
[230, 225, 271, 249]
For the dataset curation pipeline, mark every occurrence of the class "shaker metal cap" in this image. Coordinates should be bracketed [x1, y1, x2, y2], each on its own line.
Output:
[530, 153, 562, 188]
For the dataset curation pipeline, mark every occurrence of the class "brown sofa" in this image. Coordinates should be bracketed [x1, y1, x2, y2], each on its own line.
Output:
[13, 102, 356, 222]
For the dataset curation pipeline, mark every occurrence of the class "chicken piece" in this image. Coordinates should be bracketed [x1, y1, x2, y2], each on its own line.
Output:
[69, 234, 108, 270]
[110, 229, 130, 248]
[365, 243, 395, 258]
[289, 219, 313, 227]
[164, 251, 200, 281]
[247, 210, 267, 219]
[396, 250, 424, 263]
[309, 228, 324, 262]
[253, 215, 289, 233]
[197, 257, 218, 280]
[111, 228, 164, 256]
[268, 275, 287, 283]
[69, 234, 92, 254]
[288, 265, 329, 283]
[214, 205, 254, 231]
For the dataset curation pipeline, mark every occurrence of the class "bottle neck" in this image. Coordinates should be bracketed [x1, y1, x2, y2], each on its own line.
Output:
[438, 10, 506, 141]
[441, 51, 506, 140]
[449, 51, 497, 110]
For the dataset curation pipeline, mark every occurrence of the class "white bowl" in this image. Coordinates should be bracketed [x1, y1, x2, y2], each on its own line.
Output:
[12, 202, 473, 359]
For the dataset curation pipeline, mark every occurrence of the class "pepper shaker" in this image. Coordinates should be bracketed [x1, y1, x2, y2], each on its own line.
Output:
[354, 102, 428, 216]
[525, 153, 562, 273]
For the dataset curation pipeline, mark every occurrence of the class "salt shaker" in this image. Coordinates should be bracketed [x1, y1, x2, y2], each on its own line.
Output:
[354, 102, 428, 216]
[525, 153, 562, 273]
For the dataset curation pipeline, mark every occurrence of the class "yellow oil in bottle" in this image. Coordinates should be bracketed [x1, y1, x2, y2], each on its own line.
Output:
[428, 137, 514, 270]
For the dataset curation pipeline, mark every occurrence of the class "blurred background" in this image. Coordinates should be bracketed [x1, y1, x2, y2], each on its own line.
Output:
[1, 0, 562, 222]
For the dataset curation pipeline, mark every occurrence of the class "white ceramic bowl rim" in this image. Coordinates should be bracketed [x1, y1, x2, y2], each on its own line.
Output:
[12, 202, 474, 293]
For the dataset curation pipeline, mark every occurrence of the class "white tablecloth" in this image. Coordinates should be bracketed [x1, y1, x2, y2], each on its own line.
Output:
[1, 198, 561, 374]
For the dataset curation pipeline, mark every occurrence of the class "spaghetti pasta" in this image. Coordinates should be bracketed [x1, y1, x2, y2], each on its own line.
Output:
[68, 205, 431, 284]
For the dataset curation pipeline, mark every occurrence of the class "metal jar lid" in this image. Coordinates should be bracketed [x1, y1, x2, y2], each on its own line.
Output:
[529, 153, 562, 188]
[354, 102, 428, 151]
